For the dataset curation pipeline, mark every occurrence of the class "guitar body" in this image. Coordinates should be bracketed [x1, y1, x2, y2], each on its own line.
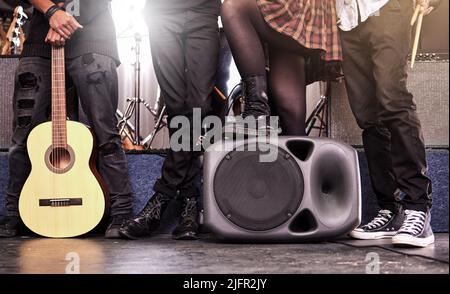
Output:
[19, 121, 106, 238]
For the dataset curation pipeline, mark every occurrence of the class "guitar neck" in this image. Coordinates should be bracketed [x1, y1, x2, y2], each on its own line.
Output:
[51, 46, 67, 148]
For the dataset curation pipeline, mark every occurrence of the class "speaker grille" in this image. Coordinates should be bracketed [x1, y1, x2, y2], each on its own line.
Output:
[330, 60, 449, 147]
[0, 57, 18, 150]
[213, 144, 303, 231]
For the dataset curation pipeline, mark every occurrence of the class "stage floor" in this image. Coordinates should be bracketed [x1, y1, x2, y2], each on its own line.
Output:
[0, 234, 448, 274]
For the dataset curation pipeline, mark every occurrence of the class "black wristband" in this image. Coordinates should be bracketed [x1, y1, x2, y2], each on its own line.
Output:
[44, 4, 65, 20]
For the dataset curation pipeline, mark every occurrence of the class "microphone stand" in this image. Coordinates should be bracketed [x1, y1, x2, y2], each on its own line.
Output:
[134, 32, 142, 146]
[116, 31, 168, 151]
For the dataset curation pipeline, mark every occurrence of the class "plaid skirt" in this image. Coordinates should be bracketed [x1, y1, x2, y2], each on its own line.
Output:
[256, 0, 342, 61]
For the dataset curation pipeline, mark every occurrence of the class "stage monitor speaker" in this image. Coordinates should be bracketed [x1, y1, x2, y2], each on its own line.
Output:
[0, 56, 18, 150]
[203, 137, 361, 242]
[330, 55, 449, 147]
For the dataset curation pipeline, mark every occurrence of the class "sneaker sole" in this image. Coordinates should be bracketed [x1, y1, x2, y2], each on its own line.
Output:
[392, 234, 435, 248]
[349, 230, 397, 240]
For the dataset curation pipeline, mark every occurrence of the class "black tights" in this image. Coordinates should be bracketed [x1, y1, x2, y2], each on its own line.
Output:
[221, 0, 308, 136]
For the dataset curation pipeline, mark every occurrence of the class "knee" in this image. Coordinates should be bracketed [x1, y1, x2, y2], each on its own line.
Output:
[81, 54, 116, 86]
[379, 94, 416, 115]
[353, 115, 376, 130]
[221, 0, 244, 23]
[186, 98, 213, 117]
[272, 91, 305, 120]
[376, 78, 414, 112]
[15, 72, 38, 129]
[17, 72, 38, 91]
[8, 143, 27, 158]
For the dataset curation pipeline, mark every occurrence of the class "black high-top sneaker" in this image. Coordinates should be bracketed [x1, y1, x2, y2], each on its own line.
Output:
[119, 193, 171, 240]
[392, 210, 435, 247]
[0, 216, 24, 238]
[172, 197, 199, 240]
[350, 209, 405, 240]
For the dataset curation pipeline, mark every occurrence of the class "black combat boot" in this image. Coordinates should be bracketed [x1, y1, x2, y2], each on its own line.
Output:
[119, 193, 171, 240]
[172, 197, 199, 240]
[105, 214, 131, 239]
[0, 216, 24, 238]
[242, 75, 270, 119]
[226, 74, 275, 137]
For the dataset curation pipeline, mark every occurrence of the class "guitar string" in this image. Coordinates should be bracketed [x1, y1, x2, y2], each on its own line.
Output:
[53, 46, 56, 201]
[59, 46, 67, 201]
[51, 45, 54, 204]
[52, 46, 55, 201]
[52, 46, 63, 200]
[58, 47, 63, 198]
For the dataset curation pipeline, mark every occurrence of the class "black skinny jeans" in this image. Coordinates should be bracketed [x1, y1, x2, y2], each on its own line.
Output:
[6, 54, 133, 217]
[340, 0, 432, 212]
[148, 10, 219, 199]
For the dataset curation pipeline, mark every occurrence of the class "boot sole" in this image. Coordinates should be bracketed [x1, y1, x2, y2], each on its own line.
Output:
[118, 229, 147, 240]
[172, 231, 198, 241]
[0, 232, 19, 238]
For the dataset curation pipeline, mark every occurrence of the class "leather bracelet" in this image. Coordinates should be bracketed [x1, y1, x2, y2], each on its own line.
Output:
[44, 4, 65, 20]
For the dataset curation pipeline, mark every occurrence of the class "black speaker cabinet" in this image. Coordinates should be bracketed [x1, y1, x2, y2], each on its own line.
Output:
[0, 56, 18, 150]
[330, 55, 449, 147]
[203, 137, 361, 242]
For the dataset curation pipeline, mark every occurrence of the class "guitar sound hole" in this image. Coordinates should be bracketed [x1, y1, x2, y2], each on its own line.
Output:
[50, 148, 71, 169]
[45, 146, 75, 174]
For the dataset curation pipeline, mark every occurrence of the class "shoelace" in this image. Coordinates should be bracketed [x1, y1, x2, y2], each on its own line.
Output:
[398, 210, 427, 236]
[243, 101, 269, 117]
[242, 81, 269, 117]
[181, 198, 197, 224]
[363, 210, 393, 230]
[143, 195, 164, 220]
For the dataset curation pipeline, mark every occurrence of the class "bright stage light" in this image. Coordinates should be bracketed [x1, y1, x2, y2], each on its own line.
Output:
[111, 0, 148, 38]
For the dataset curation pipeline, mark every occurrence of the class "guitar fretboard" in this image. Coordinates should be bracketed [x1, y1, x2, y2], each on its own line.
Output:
[51, 46, 67, 148]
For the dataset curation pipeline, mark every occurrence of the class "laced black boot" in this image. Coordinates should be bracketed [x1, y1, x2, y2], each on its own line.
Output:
[0, 216, 24, 238]
[172, 197, 199, 240]
[242, 75, 270, 119]
[225, 75, 274, 138]
[119, 193, 171, 240]
[105, 214, 131, 239]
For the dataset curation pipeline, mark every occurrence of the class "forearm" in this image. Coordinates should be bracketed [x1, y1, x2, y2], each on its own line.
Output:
[29, 0, 60, 14]
[28, 0, 82, 43]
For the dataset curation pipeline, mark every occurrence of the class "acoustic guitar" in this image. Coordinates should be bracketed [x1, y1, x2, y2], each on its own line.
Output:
[19, 45, 107, 238]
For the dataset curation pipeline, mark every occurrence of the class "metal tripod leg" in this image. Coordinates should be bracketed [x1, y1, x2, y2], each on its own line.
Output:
[306, 81, 331, 136]
[117, 99, 138, 144]
[142, 105, 167, 149]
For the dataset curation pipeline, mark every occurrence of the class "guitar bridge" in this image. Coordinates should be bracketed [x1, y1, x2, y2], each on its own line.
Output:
[39, 198, 83, 207]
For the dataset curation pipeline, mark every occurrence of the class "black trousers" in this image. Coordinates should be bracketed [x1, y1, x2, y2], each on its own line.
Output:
[340, 0, 432, 213]
[148, 10, 219, 198]
[6, 54, 133, 217]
